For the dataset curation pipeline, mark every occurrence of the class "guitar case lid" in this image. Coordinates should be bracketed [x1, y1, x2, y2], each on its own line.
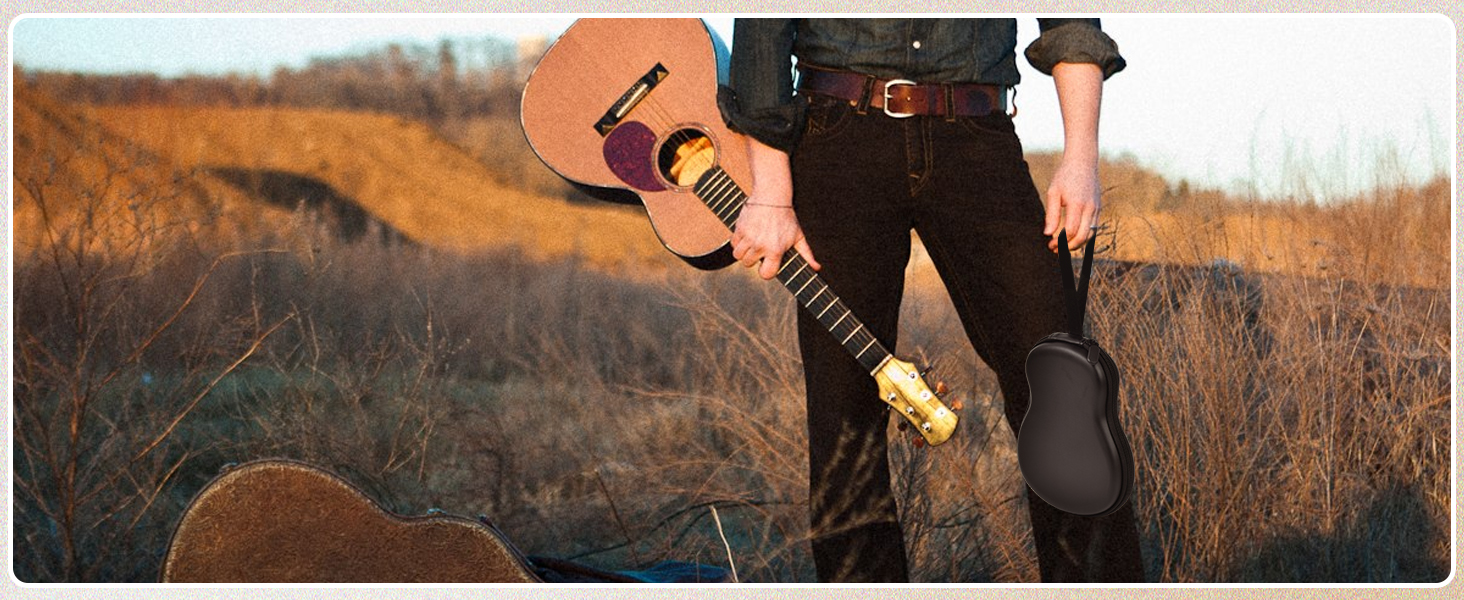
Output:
[162, 458, 541, 583]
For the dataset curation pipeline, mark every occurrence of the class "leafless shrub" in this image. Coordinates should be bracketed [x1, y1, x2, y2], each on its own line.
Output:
[13, 132, 291, 582]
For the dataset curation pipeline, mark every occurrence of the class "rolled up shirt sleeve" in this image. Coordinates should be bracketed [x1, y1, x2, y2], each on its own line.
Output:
[717, 18, 806, 153]
[1024, 18, 1127, 79]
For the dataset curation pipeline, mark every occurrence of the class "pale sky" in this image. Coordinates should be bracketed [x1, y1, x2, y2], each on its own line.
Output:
[10, 15, 1455, 199]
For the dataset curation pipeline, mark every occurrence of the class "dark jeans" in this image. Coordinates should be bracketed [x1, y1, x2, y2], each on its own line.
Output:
[790, 94, 1145, 583]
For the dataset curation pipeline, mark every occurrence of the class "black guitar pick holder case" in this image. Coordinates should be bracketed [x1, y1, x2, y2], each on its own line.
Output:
[1018, 231, 1135, 517]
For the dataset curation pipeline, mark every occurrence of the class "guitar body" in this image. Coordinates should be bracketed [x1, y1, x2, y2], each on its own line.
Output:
[161, 459, 541, 582]
[521, 18, 745, 270]
[1019, 333, 1134, 516]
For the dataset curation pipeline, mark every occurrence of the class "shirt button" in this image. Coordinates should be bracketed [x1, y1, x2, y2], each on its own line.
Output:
[912, 40, 922, 49]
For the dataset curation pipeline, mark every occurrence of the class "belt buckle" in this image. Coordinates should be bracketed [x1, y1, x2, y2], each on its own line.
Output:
[882, 79, 917, 118]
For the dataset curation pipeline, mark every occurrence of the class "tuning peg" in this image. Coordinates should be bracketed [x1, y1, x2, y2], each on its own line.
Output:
[919, 365, 933, 378]
[951, 397, 965, 411]
[934, 381, 949, 396]
[897, 420, 909, 432]
[912, 436, 927, 449]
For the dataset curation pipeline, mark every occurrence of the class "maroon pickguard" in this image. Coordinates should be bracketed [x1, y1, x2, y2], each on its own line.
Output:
[602, 121, 664, 192]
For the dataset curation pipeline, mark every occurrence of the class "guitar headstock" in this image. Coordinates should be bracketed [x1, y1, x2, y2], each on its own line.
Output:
[873, 356, 960, 447]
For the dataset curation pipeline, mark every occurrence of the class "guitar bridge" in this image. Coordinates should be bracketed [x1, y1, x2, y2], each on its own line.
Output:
[596, 63, 669, 136]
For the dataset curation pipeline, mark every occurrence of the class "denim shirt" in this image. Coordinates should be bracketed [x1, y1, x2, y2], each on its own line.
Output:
[718, 18, 1127, 153]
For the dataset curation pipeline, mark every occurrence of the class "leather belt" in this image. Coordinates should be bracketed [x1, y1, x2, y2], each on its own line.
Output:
[796, 64, 1005, 118]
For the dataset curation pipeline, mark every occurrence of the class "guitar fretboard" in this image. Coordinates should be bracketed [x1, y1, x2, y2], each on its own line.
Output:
[694, 167, 891, 373]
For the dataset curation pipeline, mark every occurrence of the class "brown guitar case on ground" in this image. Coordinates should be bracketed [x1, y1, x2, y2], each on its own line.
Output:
[161, 458, 542, 583]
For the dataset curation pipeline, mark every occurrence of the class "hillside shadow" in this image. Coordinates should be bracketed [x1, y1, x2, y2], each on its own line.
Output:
[209, 167, 412, 246]
[1232, 482, 1446, 582]
[1102, 257, 1270, 356]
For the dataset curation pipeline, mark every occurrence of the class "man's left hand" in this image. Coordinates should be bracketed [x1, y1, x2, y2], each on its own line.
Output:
[1044, 61, 1105, 253]
[1044, 158, 1102, 252]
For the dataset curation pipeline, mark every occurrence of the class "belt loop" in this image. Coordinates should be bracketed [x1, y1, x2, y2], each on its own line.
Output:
[942, 83, 956, 122]
[854, 75, 876, 115]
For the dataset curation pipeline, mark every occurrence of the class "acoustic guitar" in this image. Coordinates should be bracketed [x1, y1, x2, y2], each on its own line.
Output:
[520, 18, 958, 446]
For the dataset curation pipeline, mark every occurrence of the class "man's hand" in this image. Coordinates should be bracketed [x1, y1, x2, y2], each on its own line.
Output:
[1044, 159, 1102, 253]
[1044, 61, 1105, 253]
[731, 137, 820, 280]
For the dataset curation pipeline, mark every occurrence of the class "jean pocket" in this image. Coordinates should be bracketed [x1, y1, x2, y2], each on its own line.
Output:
[955, 112, 1018, 137]
[801, 95, 856, 144]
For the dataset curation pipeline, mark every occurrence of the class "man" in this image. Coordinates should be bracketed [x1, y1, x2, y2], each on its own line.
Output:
[717, 18, 1144, 582]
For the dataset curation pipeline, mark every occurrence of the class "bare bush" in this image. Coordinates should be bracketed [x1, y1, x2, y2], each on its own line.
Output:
[13, 131, 291, 582]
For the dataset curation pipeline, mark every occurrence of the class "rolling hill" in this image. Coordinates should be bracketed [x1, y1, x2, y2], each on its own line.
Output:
[81, 104, 680, 272]
[13, 83, 292, 252]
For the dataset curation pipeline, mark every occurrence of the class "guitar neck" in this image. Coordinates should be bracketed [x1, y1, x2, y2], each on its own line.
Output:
[694, 167, 892, 373]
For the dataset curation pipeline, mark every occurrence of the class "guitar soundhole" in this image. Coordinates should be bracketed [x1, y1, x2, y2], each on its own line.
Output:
[656, 128, 717, 189]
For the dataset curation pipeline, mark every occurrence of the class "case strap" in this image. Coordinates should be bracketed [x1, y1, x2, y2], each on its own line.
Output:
[1057, 230, 1098, 336]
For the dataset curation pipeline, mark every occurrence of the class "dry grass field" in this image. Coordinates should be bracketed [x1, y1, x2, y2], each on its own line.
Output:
[10, 81, 1451, 583]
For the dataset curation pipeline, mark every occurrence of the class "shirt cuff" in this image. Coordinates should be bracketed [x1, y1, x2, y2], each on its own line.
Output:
[1024, 20, 1127, 79]
[717, 85, 807, 154]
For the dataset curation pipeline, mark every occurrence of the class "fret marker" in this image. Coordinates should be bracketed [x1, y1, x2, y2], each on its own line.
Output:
[818, 301, 836, 318]
[808, 286, 827, 306]
[832, 311, 849, 329]
[778, 258, 797, 275]
[787, 263, 807, 282]
[795, 276, 814, 295]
